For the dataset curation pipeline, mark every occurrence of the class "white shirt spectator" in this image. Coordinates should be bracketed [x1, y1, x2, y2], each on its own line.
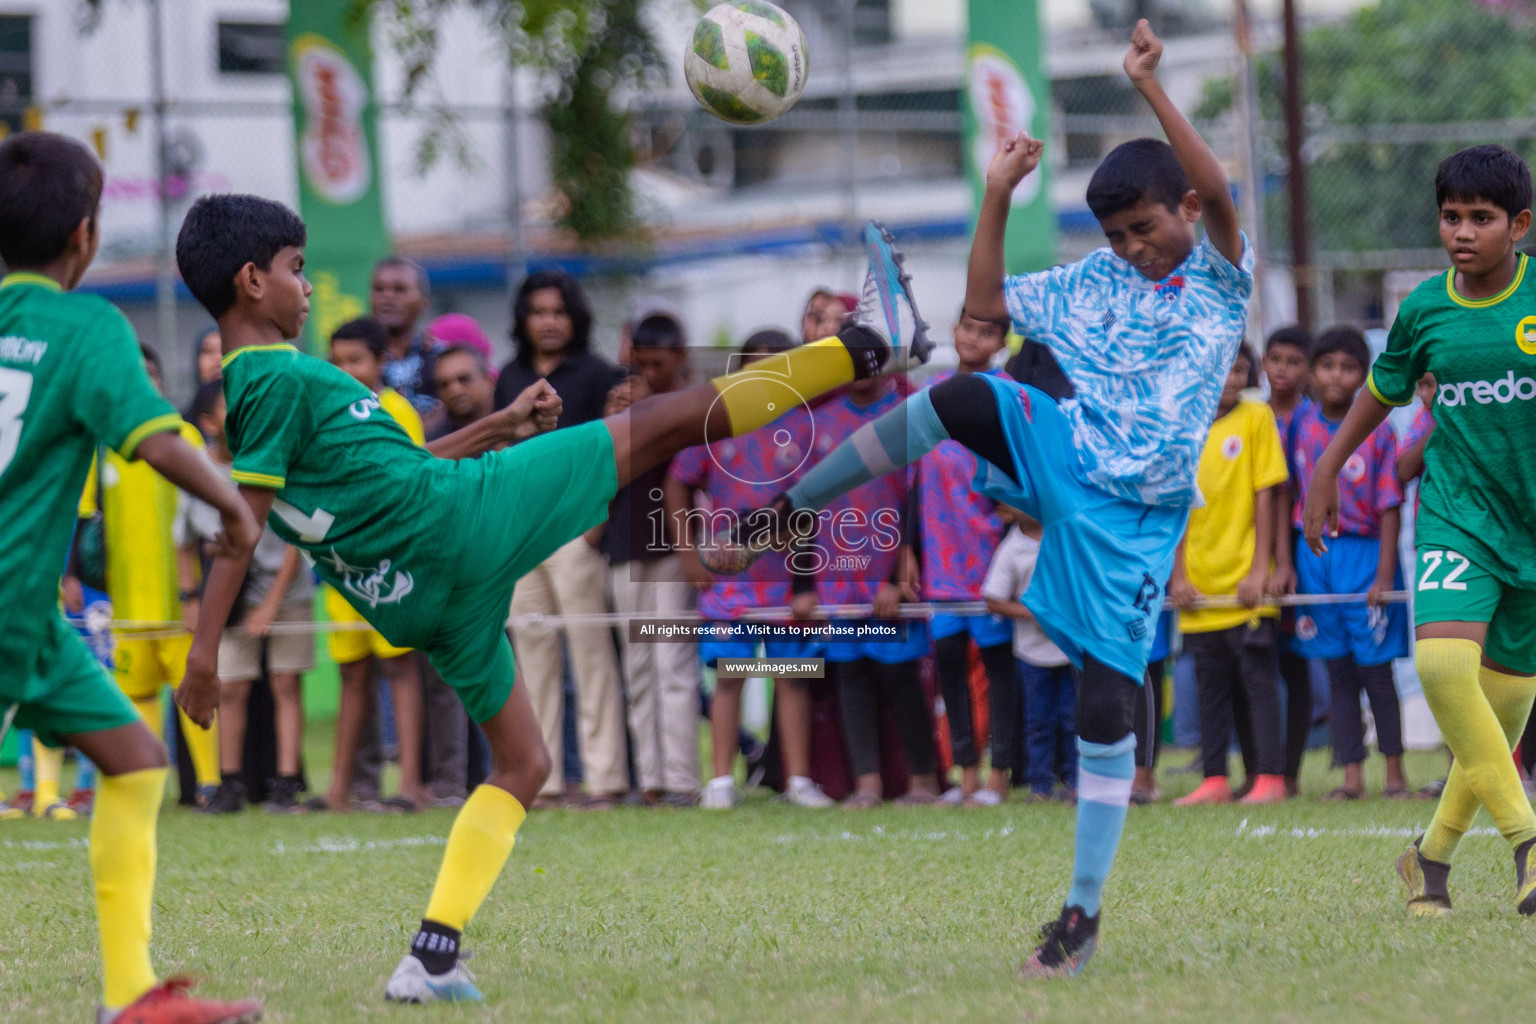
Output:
[983, 526, 1070, 668]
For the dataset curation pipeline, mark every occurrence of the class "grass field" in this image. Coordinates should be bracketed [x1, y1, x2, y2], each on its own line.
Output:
[3, 745, 1533, 1023]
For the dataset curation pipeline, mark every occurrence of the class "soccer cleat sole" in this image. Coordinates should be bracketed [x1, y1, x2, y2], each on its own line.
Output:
[860, 220, 933, 368]
[1018, 934, 1097, 980]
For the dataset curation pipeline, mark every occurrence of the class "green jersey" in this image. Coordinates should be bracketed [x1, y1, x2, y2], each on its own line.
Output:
[1369, 253, 1536, 588]
[222, 344, 473, 647]
[0, 272, 181, 694]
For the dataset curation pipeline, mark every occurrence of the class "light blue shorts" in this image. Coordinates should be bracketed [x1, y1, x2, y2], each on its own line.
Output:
[968, 376, 1189, 682]
[1292, 533, 1409, 666]
[824, 621, 932, 665]
[930, 612, 1013, 648]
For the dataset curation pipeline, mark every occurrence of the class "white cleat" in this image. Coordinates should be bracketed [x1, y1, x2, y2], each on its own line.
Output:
[786, 776, 836, 809]
[384, 954, 484, 1004]
[700, 776, 742, 810]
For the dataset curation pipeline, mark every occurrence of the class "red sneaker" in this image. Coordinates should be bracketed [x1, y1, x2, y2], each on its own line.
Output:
[1239, 774, 1289, 805]
[103, 978, 262, 1024]
[68, 787, 96, 816]
[1172, 777, 1234, 806]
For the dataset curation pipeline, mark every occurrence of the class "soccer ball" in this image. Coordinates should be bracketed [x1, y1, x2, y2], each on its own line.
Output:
[684, 1, 809, 125]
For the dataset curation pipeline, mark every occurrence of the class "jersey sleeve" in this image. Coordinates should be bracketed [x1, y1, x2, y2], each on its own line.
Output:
[1368, 289, 1427, 406]
[1198, 231, 1255, 300]
[1248, 403, 1290, 492]
[227, 363, 309, 489]
[668, 444, 709, 488]
[1002, 260, 1086, 344]
[1372, 425, 1404, 512]
[73, 307, 181, 457]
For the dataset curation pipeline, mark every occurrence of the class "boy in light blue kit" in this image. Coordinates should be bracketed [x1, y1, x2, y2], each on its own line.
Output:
[707, 20, 1251, 977]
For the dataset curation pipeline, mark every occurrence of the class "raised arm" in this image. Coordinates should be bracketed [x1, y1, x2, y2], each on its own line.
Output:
[176, 483, 276, 727]
[425, 380, 562, 460]
[1301, 391, 1393, 554]
[1124, 19, 1242, 267]
[966, 132, 1045, 323]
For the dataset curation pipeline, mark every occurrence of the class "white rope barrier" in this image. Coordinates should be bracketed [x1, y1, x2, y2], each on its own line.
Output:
[78, 591, 1412, 642]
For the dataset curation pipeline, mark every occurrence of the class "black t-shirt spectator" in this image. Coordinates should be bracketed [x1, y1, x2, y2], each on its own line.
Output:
[602, 460, 673, 565]
[493, 349, 621, 427]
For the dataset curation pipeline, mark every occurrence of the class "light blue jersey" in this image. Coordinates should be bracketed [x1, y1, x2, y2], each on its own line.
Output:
[1003, 233, 1254, 507]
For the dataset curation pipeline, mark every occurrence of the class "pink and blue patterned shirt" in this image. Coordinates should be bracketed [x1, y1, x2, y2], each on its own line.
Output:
[1289, 402, 1402, 537]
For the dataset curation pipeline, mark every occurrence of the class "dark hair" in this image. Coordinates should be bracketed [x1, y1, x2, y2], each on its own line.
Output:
[176, 194, 307, 318]
[436, 342, 489, 377]
[189, 379, 224, 424]
[0, 132, 104, 268]
[330, 317, 390, 360]
[139, 342, 162, 373]
[1311, 325, 1371, 372]
[511, 270, 592, 366]
[1435, 145, 1533, 220]
[1231, 343, 1259, 388]
[373, 254, 430, 299]
[740, 328, 795, 356]
[631, 313, 686, 350]
[1086, 138, 1192, 221]
[1264, 324, 1312, 358]
[957, 304, 1009, 336]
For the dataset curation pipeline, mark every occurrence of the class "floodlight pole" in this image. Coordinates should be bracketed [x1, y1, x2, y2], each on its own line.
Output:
[838, 0, 858, 250]
[1232, 0, 1266, 340]
[149, 0, 177, 368]
[503, 61, 526, 305]
[1282, 0, 1313, 328]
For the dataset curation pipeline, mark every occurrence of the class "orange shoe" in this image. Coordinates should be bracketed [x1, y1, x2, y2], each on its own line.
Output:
[1172, 777, 1234, 806]
[102, 978, 262, 1024]
[1239, 774, 1288, 805]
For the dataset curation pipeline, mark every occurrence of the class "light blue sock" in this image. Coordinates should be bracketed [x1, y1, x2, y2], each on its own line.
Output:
[75, 752, 97, 792]
[786, 388, 949, 511]
[16, 728, 34, 792]
[1066, 734, 1136, 916]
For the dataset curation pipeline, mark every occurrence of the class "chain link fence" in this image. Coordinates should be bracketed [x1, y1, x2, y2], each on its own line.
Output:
[4, 0, 1528, 397]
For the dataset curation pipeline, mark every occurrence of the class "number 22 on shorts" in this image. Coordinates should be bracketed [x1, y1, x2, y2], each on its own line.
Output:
[1418, 549, 1470, 592]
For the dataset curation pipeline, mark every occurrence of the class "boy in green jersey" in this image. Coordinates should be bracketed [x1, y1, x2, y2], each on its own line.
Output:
[1303, 144, 1536, 917]
[172, 193, 930, 1003]
[0, 132, 264, 1023]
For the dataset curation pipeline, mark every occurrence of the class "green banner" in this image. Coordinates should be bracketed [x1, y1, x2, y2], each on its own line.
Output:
[965, 0, 1054, 273]
[286, 3, 389, 354]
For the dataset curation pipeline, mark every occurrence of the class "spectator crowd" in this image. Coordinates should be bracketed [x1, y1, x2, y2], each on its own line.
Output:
[13, 257, 1536, 820]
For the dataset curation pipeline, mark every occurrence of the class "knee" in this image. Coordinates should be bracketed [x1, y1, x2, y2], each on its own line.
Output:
[269, 674, 300, 702]
[492, 732, 553, 794]
[1077, 658, 1137, 746]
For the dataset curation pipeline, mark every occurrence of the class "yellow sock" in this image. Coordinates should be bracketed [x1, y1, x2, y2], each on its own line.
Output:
[1417, 640, 1536, 861]
[423, 785, 527, 931]
[32, 737, 64, 815]
[92, 768, 166, 1009]
[710, 337, 855, 435]
[178, 708, 221, 789]
[132, 696, 164, 741]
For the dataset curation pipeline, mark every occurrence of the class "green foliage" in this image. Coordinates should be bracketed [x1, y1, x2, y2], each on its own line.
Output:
[362, 0, 667, 243]
[1205, 0, 1536, 252]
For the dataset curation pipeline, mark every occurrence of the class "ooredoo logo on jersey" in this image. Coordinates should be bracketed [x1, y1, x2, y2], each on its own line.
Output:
[293, 34, 371, 204]
[1437, 371, 1536, 408]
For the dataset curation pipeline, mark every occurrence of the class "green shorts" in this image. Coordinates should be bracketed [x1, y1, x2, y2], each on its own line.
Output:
[424, 421, 619, 722]
[0, 613, 140, 748]
[1414, 545, 1536, 674]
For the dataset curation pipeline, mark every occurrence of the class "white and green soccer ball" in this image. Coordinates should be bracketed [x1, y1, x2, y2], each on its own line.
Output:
[684, 1, 809, 125]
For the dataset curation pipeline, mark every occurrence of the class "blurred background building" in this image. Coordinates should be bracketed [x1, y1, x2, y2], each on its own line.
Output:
[0, 0, 1506, 403]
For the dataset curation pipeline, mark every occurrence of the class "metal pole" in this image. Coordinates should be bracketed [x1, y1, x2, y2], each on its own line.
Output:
[149, 0, 177, 371]
[1282, 0, 1313, 328]
[1232, 0, 1265, 339]
[837, 0, 858, 249]
[503, 64, 526, 312]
